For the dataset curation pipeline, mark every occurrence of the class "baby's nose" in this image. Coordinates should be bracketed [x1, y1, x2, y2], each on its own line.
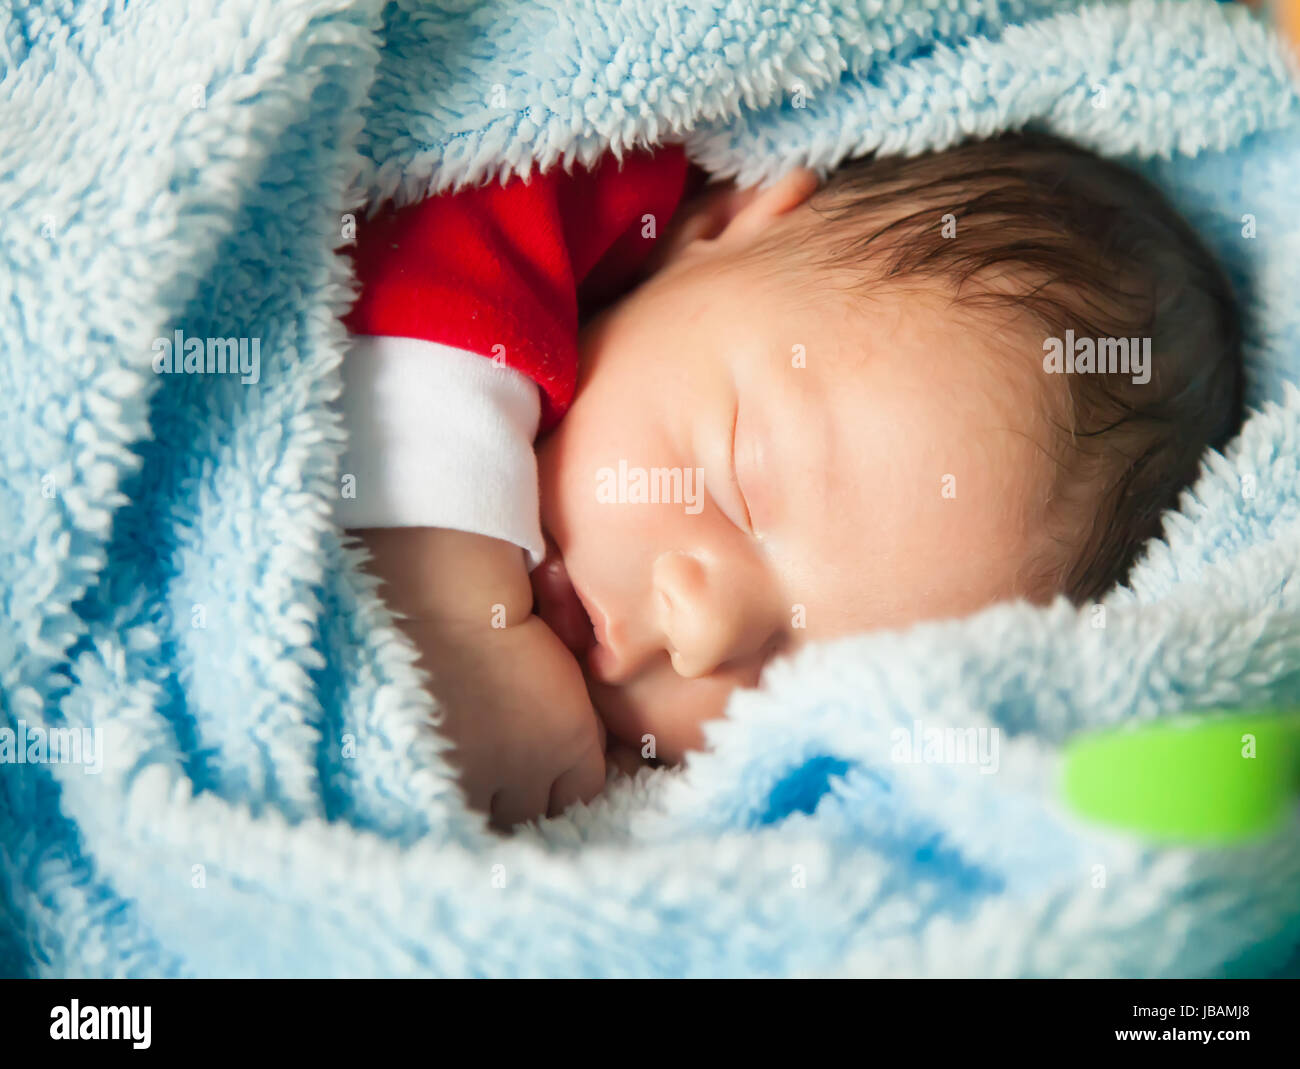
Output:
[652, 550, 755, 678]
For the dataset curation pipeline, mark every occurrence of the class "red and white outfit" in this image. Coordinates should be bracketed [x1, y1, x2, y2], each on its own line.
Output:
[336, 145, 698, 566]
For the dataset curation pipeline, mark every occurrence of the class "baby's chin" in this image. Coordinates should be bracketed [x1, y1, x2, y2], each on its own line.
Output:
[585, 662, 747, 766]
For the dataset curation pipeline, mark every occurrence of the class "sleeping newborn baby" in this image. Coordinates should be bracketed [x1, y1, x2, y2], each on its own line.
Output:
[338, 131, 1242, 827]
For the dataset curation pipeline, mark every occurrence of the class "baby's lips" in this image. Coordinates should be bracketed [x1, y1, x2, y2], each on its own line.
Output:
[531, 544, 595, 658]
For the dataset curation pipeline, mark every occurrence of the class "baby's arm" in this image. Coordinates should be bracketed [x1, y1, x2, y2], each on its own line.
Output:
[335, 336, 606, 824]
[358, 526, 606, 827]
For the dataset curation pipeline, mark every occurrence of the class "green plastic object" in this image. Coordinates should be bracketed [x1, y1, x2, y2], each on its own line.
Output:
[1062, 711, 1300, 843]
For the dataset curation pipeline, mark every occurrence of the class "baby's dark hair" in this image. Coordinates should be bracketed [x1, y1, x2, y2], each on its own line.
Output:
[805, 130, 1244, 602]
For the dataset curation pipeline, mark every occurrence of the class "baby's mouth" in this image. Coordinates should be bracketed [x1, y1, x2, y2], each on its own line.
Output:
[531, 540, 596, 659]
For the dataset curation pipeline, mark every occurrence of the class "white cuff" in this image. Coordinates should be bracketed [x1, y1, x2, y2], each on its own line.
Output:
[335, 335, 546, 570]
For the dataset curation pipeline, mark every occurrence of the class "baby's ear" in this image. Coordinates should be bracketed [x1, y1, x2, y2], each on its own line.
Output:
[715, 167, 821, 245]
[652, 167, 819, 268]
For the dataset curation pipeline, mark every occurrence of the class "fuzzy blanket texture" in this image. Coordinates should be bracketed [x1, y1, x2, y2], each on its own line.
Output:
[2, 0, 1299, 977]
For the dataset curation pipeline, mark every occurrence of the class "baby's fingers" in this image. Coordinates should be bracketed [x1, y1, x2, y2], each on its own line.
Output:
[488, 779, 554, 830]
[546, 735, 607, 818]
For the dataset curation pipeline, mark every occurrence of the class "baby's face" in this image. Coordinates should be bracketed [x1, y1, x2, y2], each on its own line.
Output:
[535, 172, 1055, 762]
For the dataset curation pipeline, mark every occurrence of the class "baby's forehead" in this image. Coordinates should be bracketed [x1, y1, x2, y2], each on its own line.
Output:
[796, 274, 1060, 415]
[747, 278, 1059, 492]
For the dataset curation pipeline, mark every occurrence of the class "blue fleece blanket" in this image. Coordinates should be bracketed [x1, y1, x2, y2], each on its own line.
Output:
[2, 0, 1299, 978]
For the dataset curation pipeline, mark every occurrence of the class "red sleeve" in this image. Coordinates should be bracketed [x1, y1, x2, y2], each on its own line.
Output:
[344, 146, 690, 431]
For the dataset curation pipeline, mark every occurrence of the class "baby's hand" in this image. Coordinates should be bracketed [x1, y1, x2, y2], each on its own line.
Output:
[605, 736, 653, 777]
[408, 612, 607, 826]
[356, 527, 606, 827]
